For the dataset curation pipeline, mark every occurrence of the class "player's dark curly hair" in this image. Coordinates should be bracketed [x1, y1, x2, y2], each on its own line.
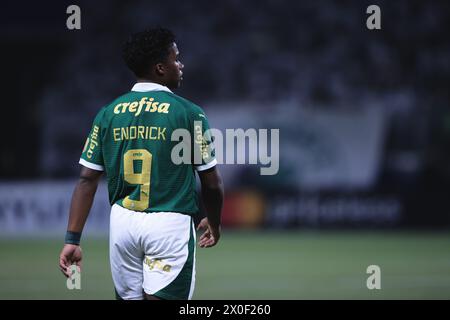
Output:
[122, 28, 176, 77]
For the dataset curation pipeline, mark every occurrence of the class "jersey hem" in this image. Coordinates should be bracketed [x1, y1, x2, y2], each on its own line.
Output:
[79, 158, 104, 171]
[112, 203, 197, 216]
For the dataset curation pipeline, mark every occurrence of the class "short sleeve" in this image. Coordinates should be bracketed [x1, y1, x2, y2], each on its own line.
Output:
[190, 108, 217, 171]
[79, 109, 105, 171]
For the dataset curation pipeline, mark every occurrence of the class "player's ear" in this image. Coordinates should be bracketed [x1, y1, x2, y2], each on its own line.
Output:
[155, 63, 165, 76]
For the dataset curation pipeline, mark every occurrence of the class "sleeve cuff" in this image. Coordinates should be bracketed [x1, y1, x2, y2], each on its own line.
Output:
[195, 158, 217, 171]
[79, 158, 104, 171]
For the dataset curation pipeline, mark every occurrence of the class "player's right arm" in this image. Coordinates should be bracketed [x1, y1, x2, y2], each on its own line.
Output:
[197, 166, 224, 248]
[185, 102, 223, 247]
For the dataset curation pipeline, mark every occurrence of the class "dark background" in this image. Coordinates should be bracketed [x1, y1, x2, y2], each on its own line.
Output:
[0, 0, 449, 229]
[1, 0, 450, 301]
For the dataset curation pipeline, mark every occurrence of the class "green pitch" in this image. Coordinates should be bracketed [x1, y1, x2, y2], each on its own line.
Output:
[1, 231, 449, 299]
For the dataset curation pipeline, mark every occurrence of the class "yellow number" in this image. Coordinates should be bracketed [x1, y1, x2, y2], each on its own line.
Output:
[123, 149, 152, 211]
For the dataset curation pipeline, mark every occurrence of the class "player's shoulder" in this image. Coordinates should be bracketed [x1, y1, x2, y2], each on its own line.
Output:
[104, 91, 136, 110]
[96, 91, 137, 119]
[92, 104, 109, 122]
[165, 92, 207, 117]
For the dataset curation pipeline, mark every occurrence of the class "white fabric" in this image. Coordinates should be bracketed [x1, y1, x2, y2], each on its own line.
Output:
[79, 158, 104, 171]
[109, 204, 194, 300]
[131, 82, 173, 93]
[195, 158, 217, 172]
[188, 222, 197, 300]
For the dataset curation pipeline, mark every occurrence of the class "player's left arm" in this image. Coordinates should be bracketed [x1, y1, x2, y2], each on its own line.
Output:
[59, 166, 103, 277]
[67, 166, 103, 233]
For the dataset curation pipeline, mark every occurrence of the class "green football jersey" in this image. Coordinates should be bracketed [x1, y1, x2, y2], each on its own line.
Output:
[79, 82, 216, 216]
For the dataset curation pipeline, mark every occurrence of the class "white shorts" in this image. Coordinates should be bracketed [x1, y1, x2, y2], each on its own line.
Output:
[109, 204, 196, 300]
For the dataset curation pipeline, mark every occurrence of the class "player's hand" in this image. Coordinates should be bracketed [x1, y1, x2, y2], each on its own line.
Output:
[59, 244, 83, 277]
[197, 218, 221, 248]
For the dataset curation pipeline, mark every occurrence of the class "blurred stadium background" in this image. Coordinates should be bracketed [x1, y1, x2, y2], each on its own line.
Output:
[1, 0, 449, 299]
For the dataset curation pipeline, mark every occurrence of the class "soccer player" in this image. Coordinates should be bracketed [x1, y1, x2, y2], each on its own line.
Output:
[58, 28, 224, 300]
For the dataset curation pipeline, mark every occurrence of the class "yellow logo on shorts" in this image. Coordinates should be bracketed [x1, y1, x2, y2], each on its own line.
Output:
[144, 257, 172, 272]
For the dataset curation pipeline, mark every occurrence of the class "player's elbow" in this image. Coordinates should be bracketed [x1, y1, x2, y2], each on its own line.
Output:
[202, 173, 224, 192]
[201, 177, 224, 199]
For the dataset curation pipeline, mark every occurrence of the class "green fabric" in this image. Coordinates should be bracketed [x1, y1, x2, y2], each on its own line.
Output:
[114, 288, 123, 300]
[154, 221, 195, 300]
[80, 90, 215, 215]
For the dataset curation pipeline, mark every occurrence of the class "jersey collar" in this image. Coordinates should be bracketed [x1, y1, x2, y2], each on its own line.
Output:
[131, 82, 173, 93]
